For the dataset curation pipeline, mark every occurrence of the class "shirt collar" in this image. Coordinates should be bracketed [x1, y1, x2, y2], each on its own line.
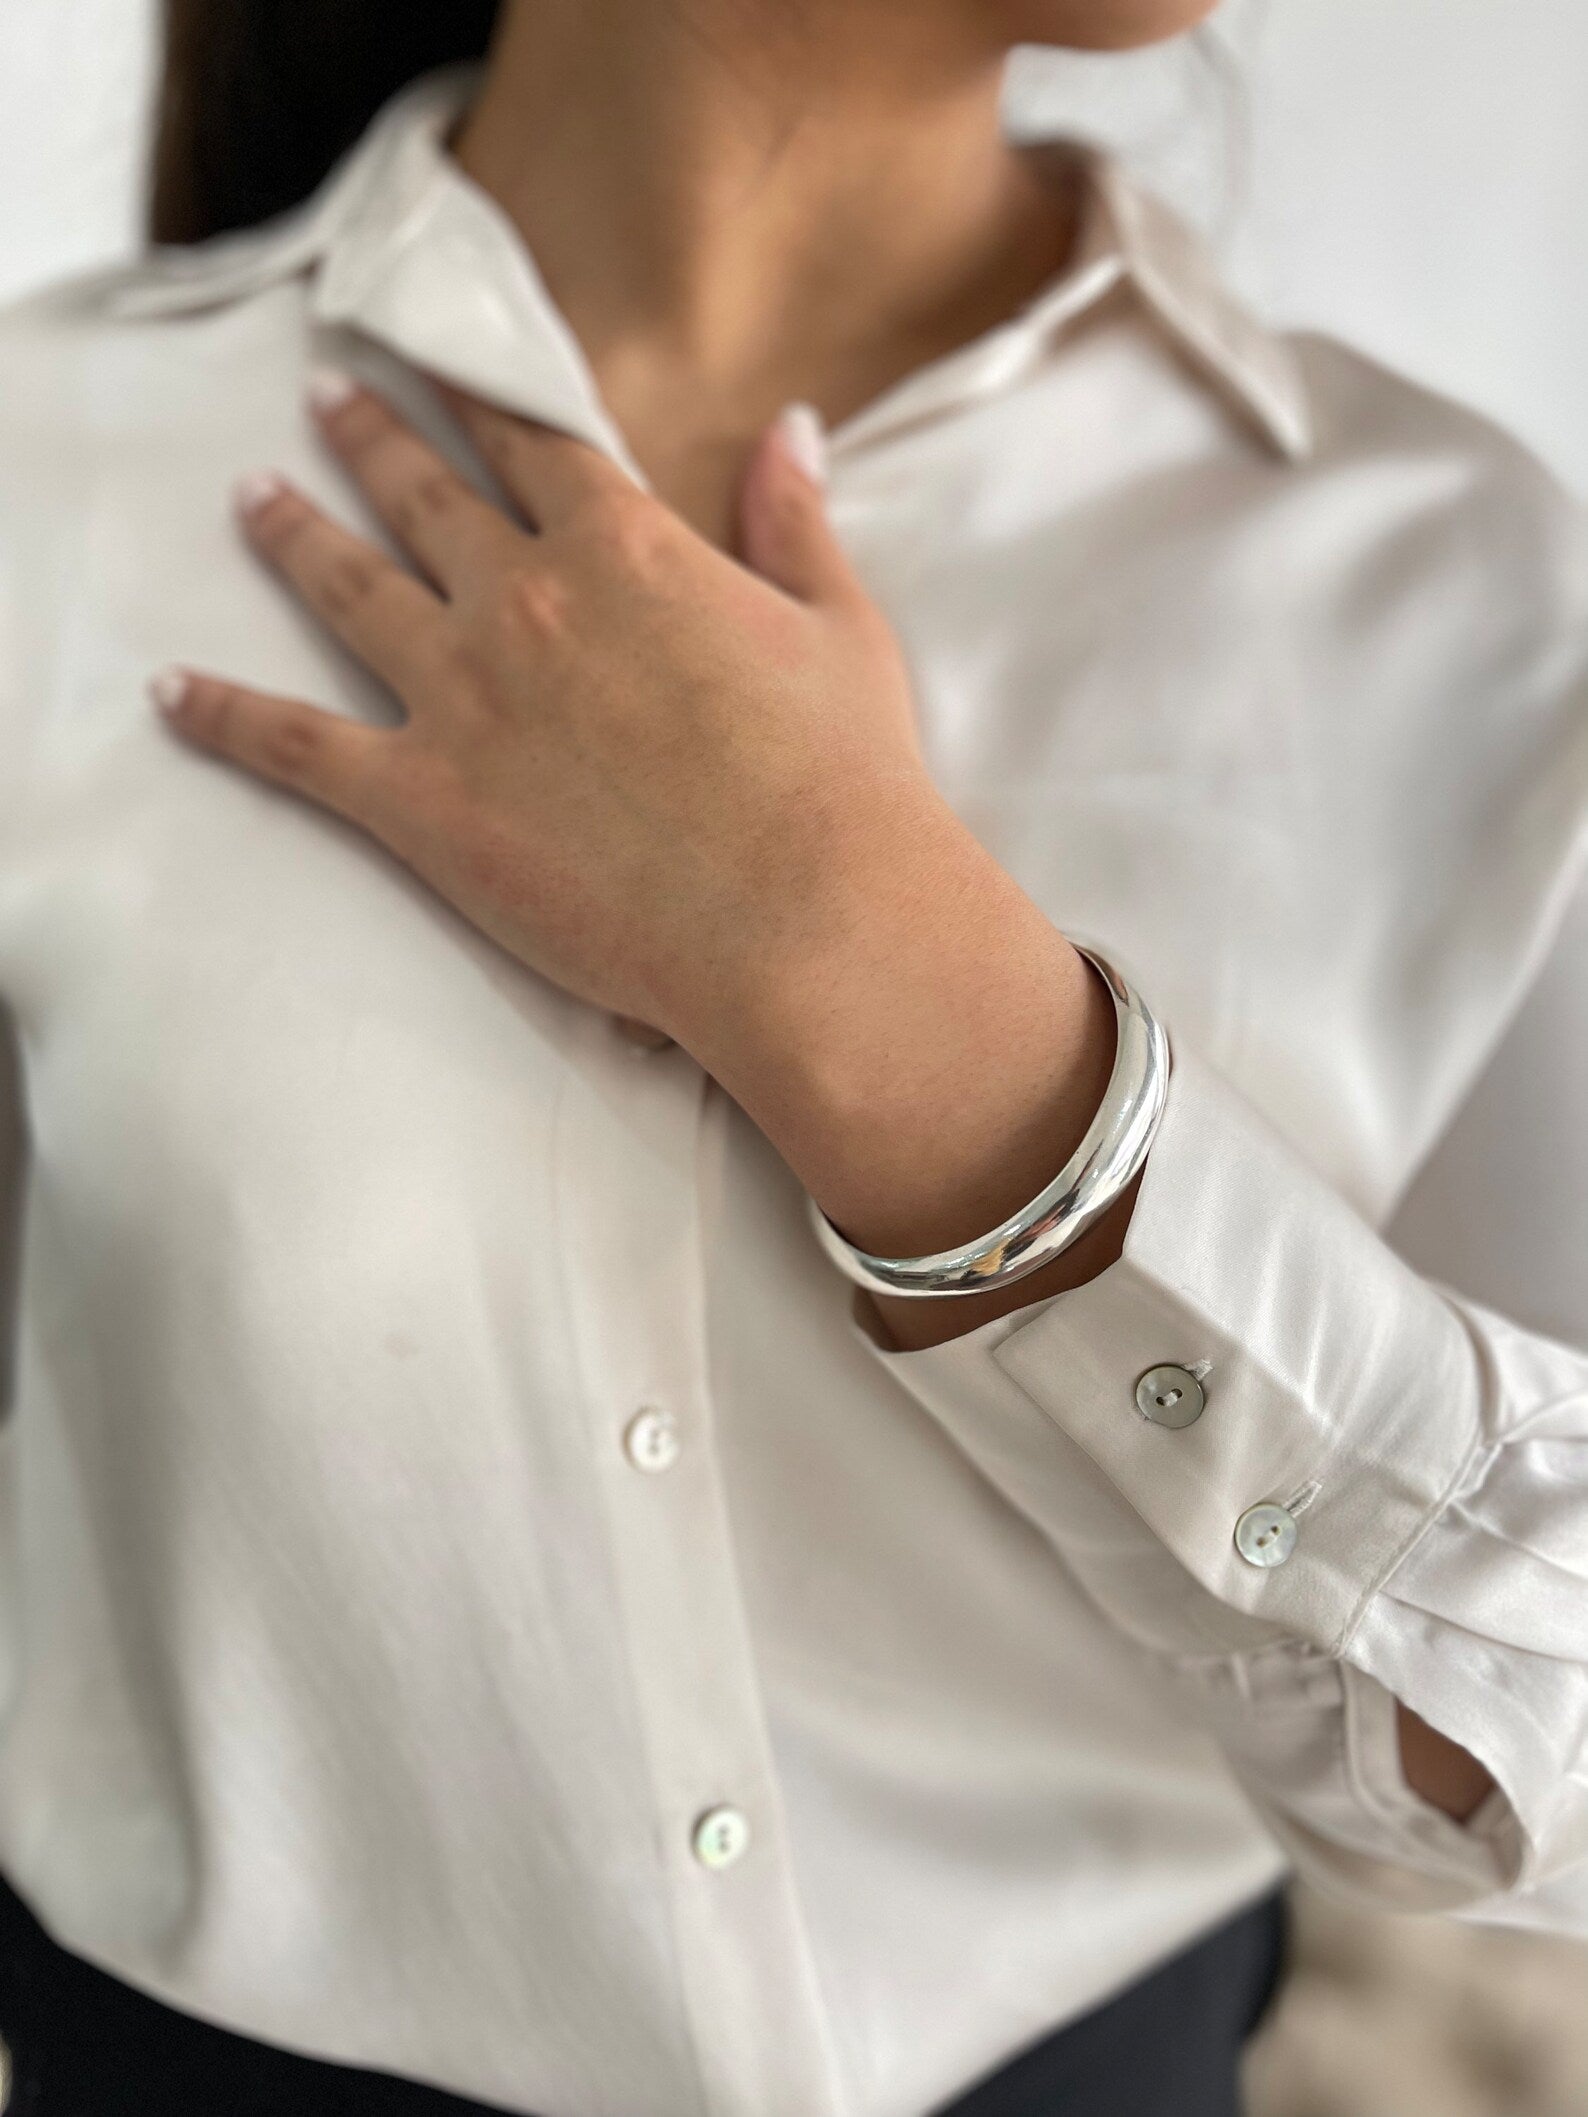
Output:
[105, 61, 1313, 466]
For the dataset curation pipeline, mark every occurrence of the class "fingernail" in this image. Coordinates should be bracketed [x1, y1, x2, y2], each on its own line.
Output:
[307, 366, 359, 417]
[148, 665, 191, 717]
[233, 469, 286, 518]
[777, 401, 828, 487]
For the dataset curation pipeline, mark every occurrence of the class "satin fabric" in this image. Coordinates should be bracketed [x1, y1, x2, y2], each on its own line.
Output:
[0, 61, 1585, 2117]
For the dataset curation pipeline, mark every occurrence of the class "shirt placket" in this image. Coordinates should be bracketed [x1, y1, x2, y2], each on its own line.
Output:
[550, 1009, 846, 2117]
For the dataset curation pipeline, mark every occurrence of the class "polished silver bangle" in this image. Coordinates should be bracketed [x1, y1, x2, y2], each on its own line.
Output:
[806, 943, 1170, 1299]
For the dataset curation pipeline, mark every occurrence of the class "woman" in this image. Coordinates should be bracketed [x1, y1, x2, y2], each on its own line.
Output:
[0, 0, 1584, 2110]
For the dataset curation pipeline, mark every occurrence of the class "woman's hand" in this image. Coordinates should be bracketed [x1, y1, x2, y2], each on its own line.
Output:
[153, 373, 933, 1059]
[154, 368, 1124, 1342]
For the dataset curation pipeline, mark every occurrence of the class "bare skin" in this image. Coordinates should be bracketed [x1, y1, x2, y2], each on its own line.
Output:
[150, 0, 1493, 1826]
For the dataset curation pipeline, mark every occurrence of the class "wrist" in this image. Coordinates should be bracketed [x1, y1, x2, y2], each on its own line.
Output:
[697, 795, 1118, 1262]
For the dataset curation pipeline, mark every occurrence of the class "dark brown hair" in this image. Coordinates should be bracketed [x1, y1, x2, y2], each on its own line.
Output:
[150, 0, 503, 244]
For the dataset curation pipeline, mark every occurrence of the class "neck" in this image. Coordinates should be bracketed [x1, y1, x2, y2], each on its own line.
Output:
[451, 0, 1076, 433]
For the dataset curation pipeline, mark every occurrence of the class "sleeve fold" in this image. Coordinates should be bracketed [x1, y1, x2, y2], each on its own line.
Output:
[844, 1035, 1588, 1923]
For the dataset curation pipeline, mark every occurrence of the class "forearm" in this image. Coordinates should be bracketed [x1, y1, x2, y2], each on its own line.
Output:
[699, 799, 1128, 1352]
[1395, 1703, 1495, 1823]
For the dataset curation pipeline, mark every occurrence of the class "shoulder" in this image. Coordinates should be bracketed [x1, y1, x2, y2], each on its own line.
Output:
[0, 258, 139, 406]
[1286, 328, 1588, 639]
[0, 221, 321, 774]
[0, 206, 323, 434]
[0, 223, 276, 357]
[0, 231, 309, 605]
[1281, 331, 1588, 1055]
[0, 221, 319, 611]
[1270, 330, 1588, 815]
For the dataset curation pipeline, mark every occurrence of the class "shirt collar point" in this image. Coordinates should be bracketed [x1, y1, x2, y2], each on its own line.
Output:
[1089, 152, 1315, 467]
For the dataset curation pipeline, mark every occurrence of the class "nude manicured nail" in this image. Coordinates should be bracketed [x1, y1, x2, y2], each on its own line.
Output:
[148, 665, 191, 717]
[233, 469, 287, 517]
[307, 366, 360, 417]
[777, 401, 828, 487]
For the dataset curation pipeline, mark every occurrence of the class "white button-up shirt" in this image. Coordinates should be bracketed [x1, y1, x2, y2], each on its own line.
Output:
[2, 62, 1586, 2117]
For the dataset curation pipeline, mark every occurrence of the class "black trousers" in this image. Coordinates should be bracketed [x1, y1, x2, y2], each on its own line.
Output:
[0, 1871, 1287, 2116]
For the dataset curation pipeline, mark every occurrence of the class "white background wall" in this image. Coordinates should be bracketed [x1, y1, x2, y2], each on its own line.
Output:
[3, 0, 1588, 490]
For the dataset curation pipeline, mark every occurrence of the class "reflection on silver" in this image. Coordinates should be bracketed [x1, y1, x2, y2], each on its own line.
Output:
[807, 943, 1171, 1298]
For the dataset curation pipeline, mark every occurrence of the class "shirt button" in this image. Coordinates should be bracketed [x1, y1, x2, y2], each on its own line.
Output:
[1234, 1502, 1298, 1568]
[691, 1805, 751, 1870]
[1135, 1364, 1205, 1429]
[623, 1406, 680, 1473]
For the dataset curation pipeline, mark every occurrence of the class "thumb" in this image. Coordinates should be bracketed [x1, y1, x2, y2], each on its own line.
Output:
[738, 403, 858, 607]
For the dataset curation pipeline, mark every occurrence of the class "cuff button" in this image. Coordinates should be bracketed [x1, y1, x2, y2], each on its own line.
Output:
[1235, 1502, 1298, 1568]
[1135, 1364, 1205, 1429]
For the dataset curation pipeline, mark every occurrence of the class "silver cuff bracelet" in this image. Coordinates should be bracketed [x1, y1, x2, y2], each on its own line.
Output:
[806, 942, 1171, 1299]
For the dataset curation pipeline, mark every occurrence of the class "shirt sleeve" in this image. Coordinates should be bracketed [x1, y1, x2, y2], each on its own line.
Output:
[838, 867, 1588, 1926]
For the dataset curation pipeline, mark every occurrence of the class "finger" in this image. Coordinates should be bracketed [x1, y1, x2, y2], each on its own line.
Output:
[235, 471, 449, 696]
[308, 369, 526, 590]
[737, 404, 863, 609]
[149, 664, 397, 832]
[433, 381, 633, 530]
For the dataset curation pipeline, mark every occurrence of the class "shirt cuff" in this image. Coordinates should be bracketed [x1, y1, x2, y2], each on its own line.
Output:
[844, 1040, 1487, 1664]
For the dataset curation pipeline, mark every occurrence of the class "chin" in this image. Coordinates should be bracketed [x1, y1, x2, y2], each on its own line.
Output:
[1010, 0, 1223, 50]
